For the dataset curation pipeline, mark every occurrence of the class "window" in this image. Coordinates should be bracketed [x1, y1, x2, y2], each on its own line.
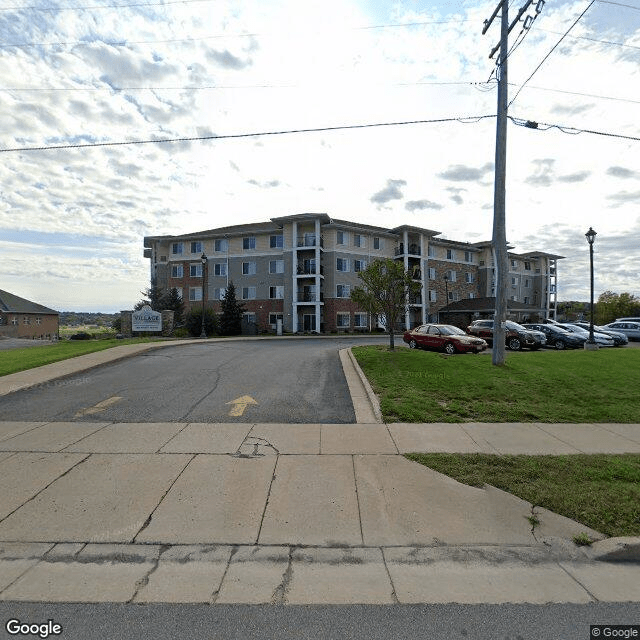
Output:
[468, 293, 475, 299]
[464, 251, 473, 263]
[524, 261, 531, 271]
[336, 230, 346, 245]
[214, 263, 227, 276]
[354, 259, 365, 273]
[446, 270, 456, 282]
[373, 237, 381, 250]
[11, 317, 18, 325]
[269, 286, 284, 299]
[465, 272, 474, 284]
[353, 234, 365, 248]
[429, 290, 437, 302]
[175, 288, 183, 300]
[214, 238, 228, 252]
[511, 259, 518, 269]
[243, 236, 256, 250]
[242, 262, 256, 275]
[242, 287, 256, 300]
[511, 277, 518, 286]
[36, 317, 41, 325]
[189, 287, 202, 301]
[524, 296, 530, 304]
[171, 242, 183, 255]
[354, 313, 367, 328]
[428, 246, 435, 257]
[190, 241, 203, 254]
[428, 268, 436, 280]
[270, 235, 284, 248]
[24, 317, 31, 325]
[524, 278, 530, 287]
[336, 284, 350, 298]
[446, 249, 454, 260]
[269, 260, 284, 274]
[190, 263, 203, 277]
[171, 264, 183, 278]
[243, 312, 257, 324]
[336, 258, 350, 272]
[336, 312, 350, 328]
[212, 288, 226, 300]
[269, 312, 283, 326]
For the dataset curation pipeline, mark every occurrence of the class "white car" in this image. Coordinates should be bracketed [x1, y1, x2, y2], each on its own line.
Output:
[556, 323, 615, 347]
[603, 321, 640, 341]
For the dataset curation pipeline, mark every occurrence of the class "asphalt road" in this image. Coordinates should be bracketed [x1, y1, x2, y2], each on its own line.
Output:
[1, 601, 638, 640]
[0, 337, 389, 424]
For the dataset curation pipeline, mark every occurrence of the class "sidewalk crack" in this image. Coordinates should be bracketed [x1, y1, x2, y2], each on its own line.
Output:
[271, 546, 294, 605]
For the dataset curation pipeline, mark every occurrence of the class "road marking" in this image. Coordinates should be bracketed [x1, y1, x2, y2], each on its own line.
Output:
[226, 395, 258, 417]
[74, 396, 123, 418]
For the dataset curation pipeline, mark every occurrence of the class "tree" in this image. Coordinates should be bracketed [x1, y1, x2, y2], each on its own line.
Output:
[596, 291, 640, 324]
[219, 281, 246, 336]
[185, 307, 218, 337]
[351, 258, 421, 350]
[134, 278, 165, 311]
[162, 287, 185, 326]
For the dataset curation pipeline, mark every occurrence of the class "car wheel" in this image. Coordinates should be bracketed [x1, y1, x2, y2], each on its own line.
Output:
[507, 337, 522, 351]
[409, 339, 418, 349]
[554, 340, 566, 350]
[444, 342, 456, 355]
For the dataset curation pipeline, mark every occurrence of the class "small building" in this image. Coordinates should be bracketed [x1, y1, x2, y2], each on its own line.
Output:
[0, 290, 59, 339]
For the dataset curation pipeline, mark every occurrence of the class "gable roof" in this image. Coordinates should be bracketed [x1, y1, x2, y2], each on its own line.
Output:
[0, 290, 59, 315]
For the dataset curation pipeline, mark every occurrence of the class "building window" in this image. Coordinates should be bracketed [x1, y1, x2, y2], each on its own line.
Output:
[269, 260, 284, 274]
[468, 292, 475, 299]
[336, 312, 350, 328]
[465, 272, 474, 283]
[446, 249, 454, 260]
[190, 263, 203, 277]
[171, 264, 183, 278]
[511, 277, 518, 286]
[214, 238, 228, 252]
[270, 235, 284, 248]
[524, 261, 531, 271]
[428, 268, 436, 280]
[212, 288, 225, 300]
[269, 286, 284, 299]
[214, 263, 227, 277]
[354, 313, 367, 328]
[428, 246, 435, 257]
[373, 237, 381, 250]
[242, 262, 256, 275]
[175, 288, 183, 299]
[353, 234, 365, 248]
[171, 242, 183, 255]
[354, 259, 366, 273]
[36, 317, 41, 325]
[429, 290, 437, 302]
[524, 296, 530, 304]
[269, 312, 283, 326]
[336, 284, 350, 298]
[524, 278, 530, 287]
[243, 312, 256, 324]
[336, 230, 346, 245]
[243, 236, 256, 250]
[242, 287, 256, 300]
[511, 259, 518, 269]
[336, 258, 350, 272]
[446, 270, 456, 282]
[189, 287, 202, 301]
[24, 316, 31, 325]
[11, 317, 18, 325]
[190, 241, 203, 254]
[464, 251, 473, 262]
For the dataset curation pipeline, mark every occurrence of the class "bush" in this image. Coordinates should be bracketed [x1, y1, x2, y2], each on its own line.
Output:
[185, 308, 219, 337]
[69, 332, 92, 340]
[172, 327, 189, 338]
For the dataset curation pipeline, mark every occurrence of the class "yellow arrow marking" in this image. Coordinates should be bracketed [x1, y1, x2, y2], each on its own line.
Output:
[226, 395, 258, 417]
[74, 396, 123, 418]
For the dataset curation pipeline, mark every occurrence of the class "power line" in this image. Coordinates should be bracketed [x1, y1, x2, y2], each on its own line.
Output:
[595, 0, 640, 9]
[508, 0, 595, 108]
[509, 115, 640, 141]
[0, 114, 497, 154]
[536, 28, 640, 51]
[514, 84, 640, 105]
[1, 0, 215, 12]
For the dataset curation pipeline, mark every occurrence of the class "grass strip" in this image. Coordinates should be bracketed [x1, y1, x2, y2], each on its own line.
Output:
[405, 453, 640, 538]
[0, 338, 163, 377]
[352, 345, 640, 423]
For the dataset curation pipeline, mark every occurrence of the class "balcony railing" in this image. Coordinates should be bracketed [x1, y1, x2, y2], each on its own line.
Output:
[297, 264, 324, 276]
[409, 296, 423, 305]
[394, 243, 421, 256]
[296, 236, 324, 248]
[296, 291, 324, 302]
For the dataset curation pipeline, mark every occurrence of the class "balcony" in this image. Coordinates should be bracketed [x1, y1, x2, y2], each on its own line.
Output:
[409, 295, 423, 305]
[394, 243, 421, 256]
[296, 290, 325, 303]
[296, 236, 324, 248]
[297, 263, 324, 276]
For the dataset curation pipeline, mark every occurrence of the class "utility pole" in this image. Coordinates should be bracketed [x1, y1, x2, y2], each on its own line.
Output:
[483, 0, 533, 365]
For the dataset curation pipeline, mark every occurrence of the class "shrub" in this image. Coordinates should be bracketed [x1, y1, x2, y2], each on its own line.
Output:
[185, 308, 219, 337]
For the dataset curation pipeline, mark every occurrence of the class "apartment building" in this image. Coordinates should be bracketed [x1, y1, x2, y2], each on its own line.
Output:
[143, 213, 563, 332]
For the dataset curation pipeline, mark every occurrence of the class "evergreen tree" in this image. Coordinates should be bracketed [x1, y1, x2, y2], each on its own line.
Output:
[134, 278, 165, 311]
[163, 287, 185, 325]
[219, 281, 246, 336]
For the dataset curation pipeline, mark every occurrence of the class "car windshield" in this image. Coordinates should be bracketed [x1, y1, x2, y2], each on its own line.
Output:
[505, 321, 526, 330]
[439, 325, 466, 336]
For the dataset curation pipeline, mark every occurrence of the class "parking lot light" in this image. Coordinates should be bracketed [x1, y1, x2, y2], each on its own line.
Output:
[585, 227, 597, 350]
[200, 252, 208, 338]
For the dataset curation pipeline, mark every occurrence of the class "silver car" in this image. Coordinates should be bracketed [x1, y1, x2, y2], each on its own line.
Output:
[556, 323, 615, 347]
[603, 321, 640, 341]
[571, 322, 628, 346]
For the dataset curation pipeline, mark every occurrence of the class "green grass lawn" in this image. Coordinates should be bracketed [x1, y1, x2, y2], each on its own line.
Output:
[352, 345, 640, 423]
[405, 453, 640, 537]
[0, 338, 164, 377]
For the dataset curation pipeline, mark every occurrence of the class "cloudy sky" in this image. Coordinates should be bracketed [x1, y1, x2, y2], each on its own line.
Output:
[0, 0, 638, 312]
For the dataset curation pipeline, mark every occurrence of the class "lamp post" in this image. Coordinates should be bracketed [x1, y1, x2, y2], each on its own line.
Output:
[200, 252, 208, 338]
[585, 228, 597, 349]
[443, 273, 449, 324]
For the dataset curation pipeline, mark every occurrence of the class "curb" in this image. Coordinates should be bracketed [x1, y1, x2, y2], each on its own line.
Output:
[587, 537, 640, 562]
[346, 347, 383, 423]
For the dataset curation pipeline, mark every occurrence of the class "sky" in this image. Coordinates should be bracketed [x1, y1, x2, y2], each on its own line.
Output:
[0, 0, 638, 312]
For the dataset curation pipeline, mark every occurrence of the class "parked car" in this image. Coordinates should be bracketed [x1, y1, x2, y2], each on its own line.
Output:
[403, 324, 488, 354]
[466, 319, 546, 351]
[570, 322, 628, 346]
[602, 321, 640, 341]
[554, 323, 615, 347]
[615, 317, 640, 323]
[522, 323, 586, 349]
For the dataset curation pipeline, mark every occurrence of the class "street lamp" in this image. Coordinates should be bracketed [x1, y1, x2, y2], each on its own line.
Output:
[443, 273, 449, 323]
[200, 252, 208, 338]
[585, 227, 597, 349]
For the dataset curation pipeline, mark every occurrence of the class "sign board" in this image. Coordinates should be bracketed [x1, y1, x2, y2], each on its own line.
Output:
[132, 305, 162, 332]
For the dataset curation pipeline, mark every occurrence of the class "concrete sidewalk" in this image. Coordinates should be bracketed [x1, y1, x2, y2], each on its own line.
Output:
[0, 340, 639, 604]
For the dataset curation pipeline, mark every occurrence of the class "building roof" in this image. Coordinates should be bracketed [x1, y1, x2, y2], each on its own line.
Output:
[0, 290, 59, 315]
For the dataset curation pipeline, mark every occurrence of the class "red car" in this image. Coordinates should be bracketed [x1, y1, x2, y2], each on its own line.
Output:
[403, 324, 488, 354]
